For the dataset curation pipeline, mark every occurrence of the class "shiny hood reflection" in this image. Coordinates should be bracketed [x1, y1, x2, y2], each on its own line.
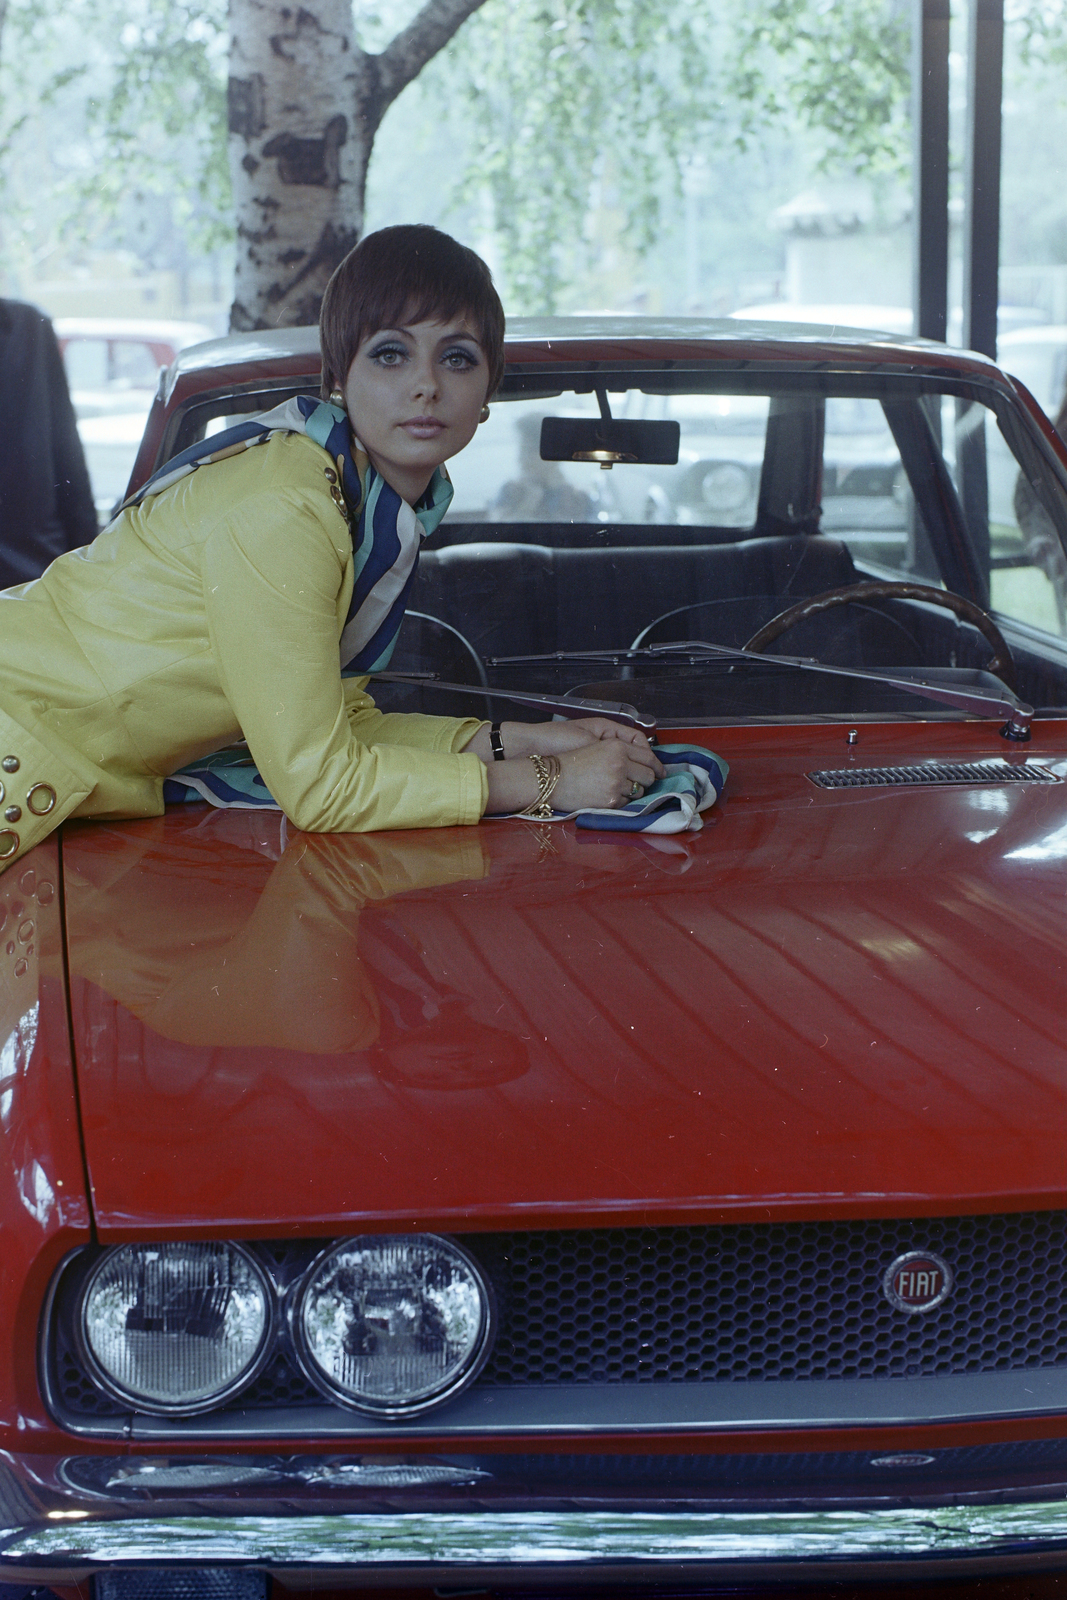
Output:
[64, 811, 525, 1085]
[61, 763, 1067, 1236]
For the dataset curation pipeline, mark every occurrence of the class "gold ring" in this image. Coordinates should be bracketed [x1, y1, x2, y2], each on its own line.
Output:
[629, 780, 643, 799]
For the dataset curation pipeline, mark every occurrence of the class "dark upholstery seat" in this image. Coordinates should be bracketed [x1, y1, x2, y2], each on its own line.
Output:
[408, 535, 860, 663]
[409, 542, 554, 661]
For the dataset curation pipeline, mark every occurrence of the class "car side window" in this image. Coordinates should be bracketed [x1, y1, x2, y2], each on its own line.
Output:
[819, 398, 914, 578]
[941, 396, 1067, 638]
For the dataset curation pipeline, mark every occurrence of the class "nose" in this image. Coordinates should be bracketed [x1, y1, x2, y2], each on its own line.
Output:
[409, 352, 440, 402]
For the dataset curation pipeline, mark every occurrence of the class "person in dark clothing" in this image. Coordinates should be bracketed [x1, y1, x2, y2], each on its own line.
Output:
[0, 299, 97, 587]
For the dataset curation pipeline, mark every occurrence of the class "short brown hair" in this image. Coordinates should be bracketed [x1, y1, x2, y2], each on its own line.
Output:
[320, 225, 506, 401]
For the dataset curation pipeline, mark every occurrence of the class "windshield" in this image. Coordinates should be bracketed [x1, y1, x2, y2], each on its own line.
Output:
[205, 363, 1067, 727]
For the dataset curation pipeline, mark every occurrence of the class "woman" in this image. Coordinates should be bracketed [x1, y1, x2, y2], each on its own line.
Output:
[0, 226, 661, 874]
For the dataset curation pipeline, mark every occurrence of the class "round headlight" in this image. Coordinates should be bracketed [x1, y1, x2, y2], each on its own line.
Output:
[700, 462, 751, 513]
[294, 1235, 492, 1416]
[78, 1242, 272, 1414]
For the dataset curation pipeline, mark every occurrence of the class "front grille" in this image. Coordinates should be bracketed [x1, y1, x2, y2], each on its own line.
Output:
[808, 760, 1057, 789]
[51, 1212, 1067, 1419]
[474, 1214, 1067, 1384]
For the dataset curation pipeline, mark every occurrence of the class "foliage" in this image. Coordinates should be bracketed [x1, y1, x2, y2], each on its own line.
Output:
[1013, 0, 1067, 64]
[0, 0, 230, 263]
[0, 0, 920, 307]
[449, 0, 913, 310]
[448, 0, 723, 312]
[90, 0, 230, 253]
[726, 0, 912, 174]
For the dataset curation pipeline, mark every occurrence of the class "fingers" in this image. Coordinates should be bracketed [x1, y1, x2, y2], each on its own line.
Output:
[629, 746, 663, 783]
[595, 721, 652, 747]
[596, 724, 664, 776]
[554, 735, 666, 813]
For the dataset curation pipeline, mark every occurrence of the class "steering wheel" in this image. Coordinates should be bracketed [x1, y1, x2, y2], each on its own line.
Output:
[742, 580, 1018, 692]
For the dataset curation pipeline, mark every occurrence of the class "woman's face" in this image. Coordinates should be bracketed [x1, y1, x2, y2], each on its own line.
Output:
[342, 313, 490, 503]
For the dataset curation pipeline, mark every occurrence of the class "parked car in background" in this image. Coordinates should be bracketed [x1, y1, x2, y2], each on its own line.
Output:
[56, 317, 214, 520]
[7, 317, 1067, 1593]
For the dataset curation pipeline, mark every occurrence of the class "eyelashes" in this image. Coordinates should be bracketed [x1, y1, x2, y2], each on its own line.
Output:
[442, 345, 481, 369]
[364, 341, 482, 370]
[367, 342, 407, 365]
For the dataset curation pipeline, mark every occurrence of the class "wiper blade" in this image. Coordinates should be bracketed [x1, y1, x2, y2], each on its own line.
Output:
[490, 641, 1034, 741]
[490, 646, 822, 667]
[369, 672, 657, 734]
[648, 641, 1033, 738]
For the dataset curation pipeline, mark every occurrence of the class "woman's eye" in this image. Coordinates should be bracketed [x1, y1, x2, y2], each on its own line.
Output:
[443, 347, 479, 370]
[369, 344, 406, 366]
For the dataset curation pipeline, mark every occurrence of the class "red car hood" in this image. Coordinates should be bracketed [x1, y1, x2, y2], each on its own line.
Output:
[62, 724, 1067, 1238]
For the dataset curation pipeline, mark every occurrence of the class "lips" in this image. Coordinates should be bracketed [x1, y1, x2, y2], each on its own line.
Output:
[401, 417, 446, 439]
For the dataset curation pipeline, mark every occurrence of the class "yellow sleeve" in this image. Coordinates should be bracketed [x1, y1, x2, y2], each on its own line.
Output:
[199, 482, 488, 832]
[341, 677, 486, 754]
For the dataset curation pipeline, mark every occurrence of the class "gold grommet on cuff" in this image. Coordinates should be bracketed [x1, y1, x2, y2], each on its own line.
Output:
[0, 830, 19, 858]
[4, 806, 20, 823]
[1, 756, 19, 774]
[26, 784, 56, 816]
[0, 782, 5, 803]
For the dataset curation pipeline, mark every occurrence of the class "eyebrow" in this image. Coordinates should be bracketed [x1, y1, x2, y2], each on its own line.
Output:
[392, 323, 483, 344]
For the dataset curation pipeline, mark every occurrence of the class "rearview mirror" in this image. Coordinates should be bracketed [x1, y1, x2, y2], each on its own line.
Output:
[540, 416, 680, 468]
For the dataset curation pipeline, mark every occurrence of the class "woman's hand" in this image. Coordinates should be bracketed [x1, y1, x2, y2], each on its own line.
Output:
[513, 716, 652, 758]
[466, 717, 663, 814]
[466, 717, 660, 763]
[552, 736, 662, 812]
[480, 735, 662, 815]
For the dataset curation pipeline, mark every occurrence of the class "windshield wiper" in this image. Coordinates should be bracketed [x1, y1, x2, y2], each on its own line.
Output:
[487, 641, 1034, 741]
[369, 672, 657, 734]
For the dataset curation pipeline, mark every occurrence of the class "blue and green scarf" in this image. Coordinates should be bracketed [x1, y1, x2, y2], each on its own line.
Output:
[119, 394, 454, 674]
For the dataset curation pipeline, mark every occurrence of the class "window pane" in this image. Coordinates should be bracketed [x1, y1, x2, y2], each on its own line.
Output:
[820, 398, 911, 573]
[443, 393, 770, 527]
[941, 397, 1067, 637]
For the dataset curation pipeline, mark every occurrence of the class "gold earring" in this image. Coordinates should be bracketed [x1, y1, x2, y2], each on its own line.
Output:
[329, 388, 345, 407]
[479, 404, 490, 423]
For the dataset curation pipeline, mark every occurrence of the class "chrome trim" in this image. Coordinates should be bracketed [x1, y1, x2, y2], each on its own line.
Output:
[808, 760, 1058, 790]
[112, 1364, 1067, 1442]
[44, 1361, 1067, 1444]
[8, 1501, 1067, 1577]
[882, 1249, 954, 1314]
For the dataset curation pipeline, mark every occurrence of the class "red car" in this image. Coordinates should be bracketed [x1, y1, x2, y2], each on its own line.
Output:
[6, 317, 1067, 1594]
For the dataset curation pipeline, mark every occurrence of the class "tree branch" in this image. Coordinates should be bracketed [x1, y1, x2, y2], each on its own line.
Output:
[375, 0, 488, 113]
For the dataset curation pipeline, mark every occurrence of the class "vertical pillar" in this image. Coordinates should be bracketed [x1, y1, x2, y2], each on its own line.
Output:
[912, 0, 950, 342]
[962, 0, 1004, 358]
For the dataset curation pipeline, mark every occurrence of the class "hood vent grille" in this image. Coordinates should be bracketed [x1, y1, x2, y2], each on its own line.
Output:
[808, 760, 1058, 790]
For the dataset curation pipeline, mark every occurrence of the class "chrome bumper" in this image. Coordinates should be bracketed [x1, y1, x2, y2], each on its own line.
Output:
[6, 1502, 1067, 1583]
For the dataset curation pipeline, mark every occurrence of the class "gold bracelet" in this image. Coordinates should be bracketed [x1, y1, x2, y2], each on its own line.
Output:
[521, 753, 561, 819]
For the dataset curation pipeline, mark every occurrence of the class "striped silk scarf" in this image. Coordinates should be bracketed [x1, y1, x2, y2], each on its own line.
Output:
[117, 394, 453, 674]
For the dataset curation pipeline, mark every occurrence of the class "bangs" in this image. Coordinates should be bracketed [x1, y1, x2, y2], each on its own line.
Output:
[320, 226, 506, 401]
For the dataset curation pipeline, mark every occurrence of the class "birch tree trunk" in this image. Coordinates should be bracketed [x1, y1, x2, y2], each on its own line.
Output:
[227, 0, 489, 330]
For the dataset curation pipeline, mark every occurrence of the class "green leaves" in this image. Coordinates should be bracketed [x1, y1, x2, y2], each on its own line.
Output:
[0, 0, 229, 263]
[447, 0, 912, 310]
[727, 0, 911, 173]
[0, 0, 918, 313]
[83, 0, 230, 250]
[451, 0, 727, 311]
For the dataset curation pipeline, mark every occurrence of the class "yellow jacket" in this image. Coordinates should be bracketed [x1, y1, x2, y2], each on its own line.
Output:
[0, 431, 488, 869]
